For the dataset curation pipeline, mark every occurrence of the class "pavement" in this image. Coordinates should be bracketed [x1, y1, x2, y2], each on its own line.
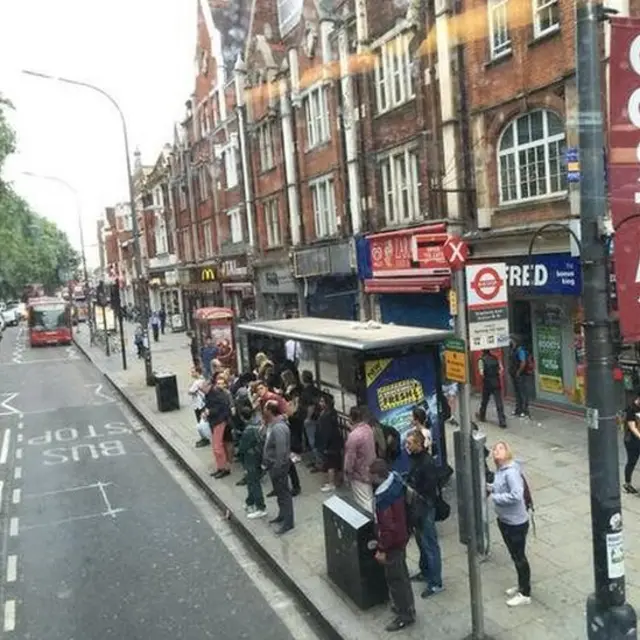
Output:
[73, 322, 640, 640]
[0, 323, 322, 639]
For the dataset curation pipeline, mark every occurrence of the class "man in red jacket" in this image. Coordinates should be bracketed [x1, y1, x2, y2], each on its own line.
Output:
[370, 458, 415, 632]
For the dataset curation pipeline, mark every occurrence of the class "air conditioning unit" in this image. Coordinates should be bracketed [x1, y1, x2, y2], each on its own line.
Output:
[477, 208, 492, 230]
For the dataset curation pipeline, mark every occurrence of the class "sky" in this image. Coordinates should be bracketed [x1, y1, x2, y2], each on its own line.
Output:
[0, 0, 198, 268]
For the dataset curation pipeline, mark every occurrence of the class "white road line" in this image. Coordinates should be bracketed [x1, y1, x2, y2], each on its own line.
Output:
[20, 509, 127, 531]
[6, 555, 17, 583]
[23, 482, 112, 500]
[14, 467, 21, 480]
[15, 448, 22, 460]
[0, 481, 3, 511]
[17, 422, 23, 430]
[98, 482, 117, 516]
[0, 429, 10, 464]
[3, 600, 15, 631]
[9, 517, 19, 537]
[16, 434, 22, 444]
[12, 489, 21, 504]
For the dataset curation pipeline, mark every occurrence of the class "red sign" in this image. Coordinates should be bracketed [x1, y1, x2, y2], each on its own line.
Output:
[610, 18, 640, 342]
[443, 236, 469, 270]
[469, 266, 503, 302]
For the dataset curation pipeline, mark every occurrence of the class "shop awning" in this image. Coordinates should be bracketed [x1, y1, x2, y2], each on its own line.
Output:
[364, 276, 450, 294]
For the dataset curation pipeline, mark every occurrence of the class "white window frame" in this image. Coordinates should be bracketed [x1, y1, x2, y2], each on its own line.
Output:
[497, 109, 567, 205]
[374, 33, 415, 114]
[488, 0, 511, 59]
[198, 166, 208, 202]
[224, 144, 239, 188]
[533, 0, 560, 38]
[228, 208, 244, 244]
[277, 0, 303, 38]
[379, 146, 421, 225]
[310, 175, 338, 239]
[202, 221, 213, 257]
[258, 121, 275, 171]
[304, 86, 330, 149]
[265, 198, 281, 247]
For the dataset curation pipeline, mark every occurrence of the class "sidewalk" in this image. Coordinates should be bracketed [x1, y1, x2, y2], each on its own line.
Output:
[74, 324, 640, 640]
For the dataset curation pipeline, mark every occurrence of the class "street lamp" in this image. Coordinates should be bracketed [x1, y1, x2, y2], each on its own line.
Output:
[20, 171, 94, 342]
[22, 69, 154, 385]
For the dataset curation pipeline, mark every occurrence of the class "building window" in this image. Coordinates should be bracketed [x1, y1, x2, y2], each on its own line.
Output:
[277, 0, 303, 38]
[228, 208, 243, 244]
[379, 147, 421, 225]
[258, 121, 275, 171]
[310, 175, 337, 239]
[224, 145, 238, 188]
[178, 184, 187, 210]
[489, 0, 511, 58]
[182, 229, 192, 263]
[374, 34, 414, 114]
[198, 166, 208, 202]
[533, 0, 560, 38]
[265, 199, 281, 247]
[498, 109, 566, 204]
[202, 221, 213, 257]
[305, 86, 330, 148]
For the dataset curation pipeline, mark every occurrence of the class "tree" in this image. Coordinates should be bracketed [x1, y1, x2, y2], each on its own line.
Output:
[0, 95, 80, 299]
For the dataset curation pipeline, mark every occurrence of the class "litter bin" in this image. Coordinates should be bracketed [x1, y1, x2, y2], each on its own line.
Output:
[322, 495, 387, 610]
[155, 373, 180, 412]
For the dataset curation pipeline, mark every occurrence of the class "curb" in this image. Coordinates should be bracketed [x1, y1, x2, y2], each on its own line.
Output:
[73, 336, 345, 640]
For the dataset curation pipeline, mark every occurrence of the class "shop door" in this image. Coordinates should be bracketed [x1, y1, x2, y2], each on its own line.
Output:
[379, 293, 450, 330]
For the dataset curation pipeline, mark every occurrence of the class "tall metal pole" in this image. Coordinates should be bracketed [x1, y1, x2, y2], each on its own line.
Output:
[22, 70, 154, 385]
[576, 4, 637, 638]
[21, 172, 94, 343]
[454, 266, 485, 640]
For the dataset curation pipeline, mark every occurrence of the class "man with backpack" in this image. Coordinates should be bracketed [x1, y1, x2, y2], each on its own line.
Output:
[509, 337, 531, 418]
[477, 349, 507, 428]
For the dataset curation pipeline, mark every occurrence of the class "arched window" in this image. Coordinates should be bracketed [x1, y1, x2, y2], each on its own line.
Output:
[498, 109, 567, 204]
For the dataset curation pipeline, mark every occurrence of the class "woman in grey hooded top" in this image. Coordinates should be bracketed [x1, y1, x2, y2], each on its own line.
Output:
[488, 440, 531, 608]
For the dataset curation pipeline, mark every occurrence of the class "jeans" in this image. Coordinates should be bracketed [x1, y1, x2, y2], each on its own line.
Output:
[197, 419, 211, 442]
[624, 436, 640, 484]
[498, 519, 531, 597]
[304, 419, 320, 465]
[511, 375, 529, 415]
[245, 468, 265, 510]
[383, 548, 415, 621]
[270, 466, 294, 529]
[415, 506, 443, 588]
[212, 422, 229, 471]
[478, 385, 506, 426]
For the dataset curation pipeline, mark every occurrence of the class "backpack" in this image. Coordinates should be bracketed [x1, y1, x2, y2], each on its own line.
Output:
[521, 472, 536, 536]
[524, 353, 535, 375]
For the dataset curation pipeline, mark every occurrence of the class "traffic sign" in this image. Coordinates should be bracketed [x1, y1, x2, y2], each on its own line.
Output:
[467, 265, 507, 305]
[444, 337, 467, 383]
[443, 236, 469, 270]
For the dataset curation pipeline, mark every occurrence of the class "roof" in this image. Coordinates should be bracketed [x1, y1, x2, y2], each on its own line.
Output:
[238, 318, 452, 352]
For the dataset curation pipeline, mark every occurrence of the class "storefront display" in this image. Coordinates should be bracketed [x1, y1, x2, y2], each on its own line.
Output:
[535, 305, 564, 394]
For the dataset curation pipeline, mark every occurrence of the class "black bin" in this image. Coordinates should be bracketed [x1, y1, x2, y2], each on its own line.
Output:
[322, 495, 387, 610]
[155, 373, 180, 412]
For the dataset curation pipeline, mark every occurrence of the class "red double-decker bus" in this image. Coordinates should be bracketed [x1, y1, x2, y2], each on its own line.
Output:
[28, 297, 72, 347]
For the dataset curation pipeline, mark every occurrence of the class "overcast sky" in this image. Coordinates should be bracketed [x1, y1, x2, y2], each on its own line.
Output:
[0, 0, 197, 267]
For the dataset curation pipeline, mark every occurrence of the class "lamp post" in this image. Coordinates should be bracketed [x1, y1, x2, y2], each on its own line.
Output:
[20, 171, 94, 343]
[22, 70, 154, 385]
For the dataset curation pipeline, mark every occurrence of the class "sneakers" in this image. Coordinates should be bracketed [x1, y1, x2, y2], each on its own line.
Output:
[244, 504, 254, 513]
[247, 509, 268, 520]
[506, 592, 531, 607]
[505, 586, 519, 597]
[320, 483, 336, 493]
[420, 585, 444, 599]
[623, 483, 638, 494]
[385, 616, 415, 632]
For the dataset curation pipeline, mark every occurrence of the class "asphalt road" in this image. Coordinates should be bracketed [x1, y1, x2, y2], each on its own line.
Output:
[0, 325, 321, 640]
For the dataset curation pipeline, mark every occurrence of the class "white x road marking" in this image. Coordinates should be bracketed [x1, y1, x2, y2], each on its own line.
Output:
[0, 393, 20, 416]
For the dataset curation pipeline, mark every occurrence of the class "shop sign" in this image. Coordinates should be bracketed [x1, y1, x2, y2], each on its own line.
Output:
[293, 240, 354, 278]
[609, 18, 640, 342]
[444, 337, 467, 383]
[221, 257, 248, 279]
[465, 263, 510, 352]
[259, 267, 297, 294]
[505, 254, 581, 296]
[536, 305, 564, 394]
[200, 267, 218, 282]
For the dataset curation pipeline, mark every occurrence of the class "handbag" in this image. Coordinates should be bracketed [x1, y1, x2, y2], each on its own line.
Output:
[434, 487, 451, 522]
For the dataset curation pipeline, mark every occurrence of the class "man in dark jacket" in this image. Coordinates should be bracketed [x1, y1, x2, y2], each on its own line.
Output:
[406, 431, 444, 599]
[477, 349, 507, 428]
[203, 375, 232, 478]
[370, 458, 415, 632]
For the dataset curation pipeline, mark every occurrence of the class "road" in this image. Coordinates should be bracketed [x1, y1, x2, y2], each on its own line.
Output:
[0, 325, 322, 640]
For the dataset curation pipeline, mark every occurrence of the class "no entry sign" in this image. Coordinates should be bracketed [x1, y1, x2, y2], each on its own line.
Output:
[443, 236, 469, 271]
[465, 263, 510, 351]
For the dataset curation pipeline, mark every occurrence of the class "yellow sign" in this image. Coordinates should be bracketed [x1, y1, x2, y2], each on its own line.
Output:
[539, 374, 564, 394]
[365, 358, 392, 387]
[201, 267, 216, 282]
[377, 379, 424, 412]
[445, 349, 467, 384]
[448, 289, 458, 316]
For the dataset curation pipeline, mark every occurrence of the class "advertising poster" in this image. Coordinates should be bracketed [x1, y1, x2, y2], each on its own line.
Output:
[364, 353, 442, 464]
[536, 307, 564, 394]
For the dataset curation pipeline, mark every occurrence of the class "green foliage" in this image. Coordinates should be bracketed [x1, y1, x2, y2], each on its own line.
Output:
[0, 95, 80, 298]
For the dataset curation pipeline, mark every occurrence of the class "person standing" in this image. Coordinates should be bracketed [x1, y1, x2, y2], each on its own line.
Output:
[405, 431, 444, 598]
[411, 407, 432, 453]
[150, 311, 161, 342]
[316, 393, 343, 493]
[343, 406, 376, 512]
[188, 365, 209, 448]
[623, 390, 640, 494]
[238, 405, 267, 519]
[488, 441, 532, 607]
[204, 372, 232, 478]
[509, 337, 530, 417]
[370, 458, 415, 632]
[200, 336, 218, 379]
[159, 305, 167, 334]
[188, 331, 199, 368]
[477, 349, 507, 428]
[262, 400, 294, 535]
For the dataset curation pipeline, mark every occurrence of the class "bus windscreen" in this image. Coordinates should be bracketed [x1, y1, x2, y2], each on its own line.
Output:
[30, 306, 68, 330]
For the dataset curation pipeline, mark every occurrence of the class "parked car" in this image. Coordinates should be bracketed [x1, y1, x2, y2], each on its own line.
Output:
[1, 303, 20, 327]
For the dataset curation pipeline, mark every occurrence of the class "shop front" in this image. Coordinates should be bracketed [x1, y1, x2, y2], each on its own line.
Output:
[147, 263, 184, 332]
[293, 239, 359, 320]
[220, 256, 256, 322]
[358, 224, 452, 330]
[255, 264, 298, 320]
[475, 252, 584, 408]
[180, 265, 223, 331]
